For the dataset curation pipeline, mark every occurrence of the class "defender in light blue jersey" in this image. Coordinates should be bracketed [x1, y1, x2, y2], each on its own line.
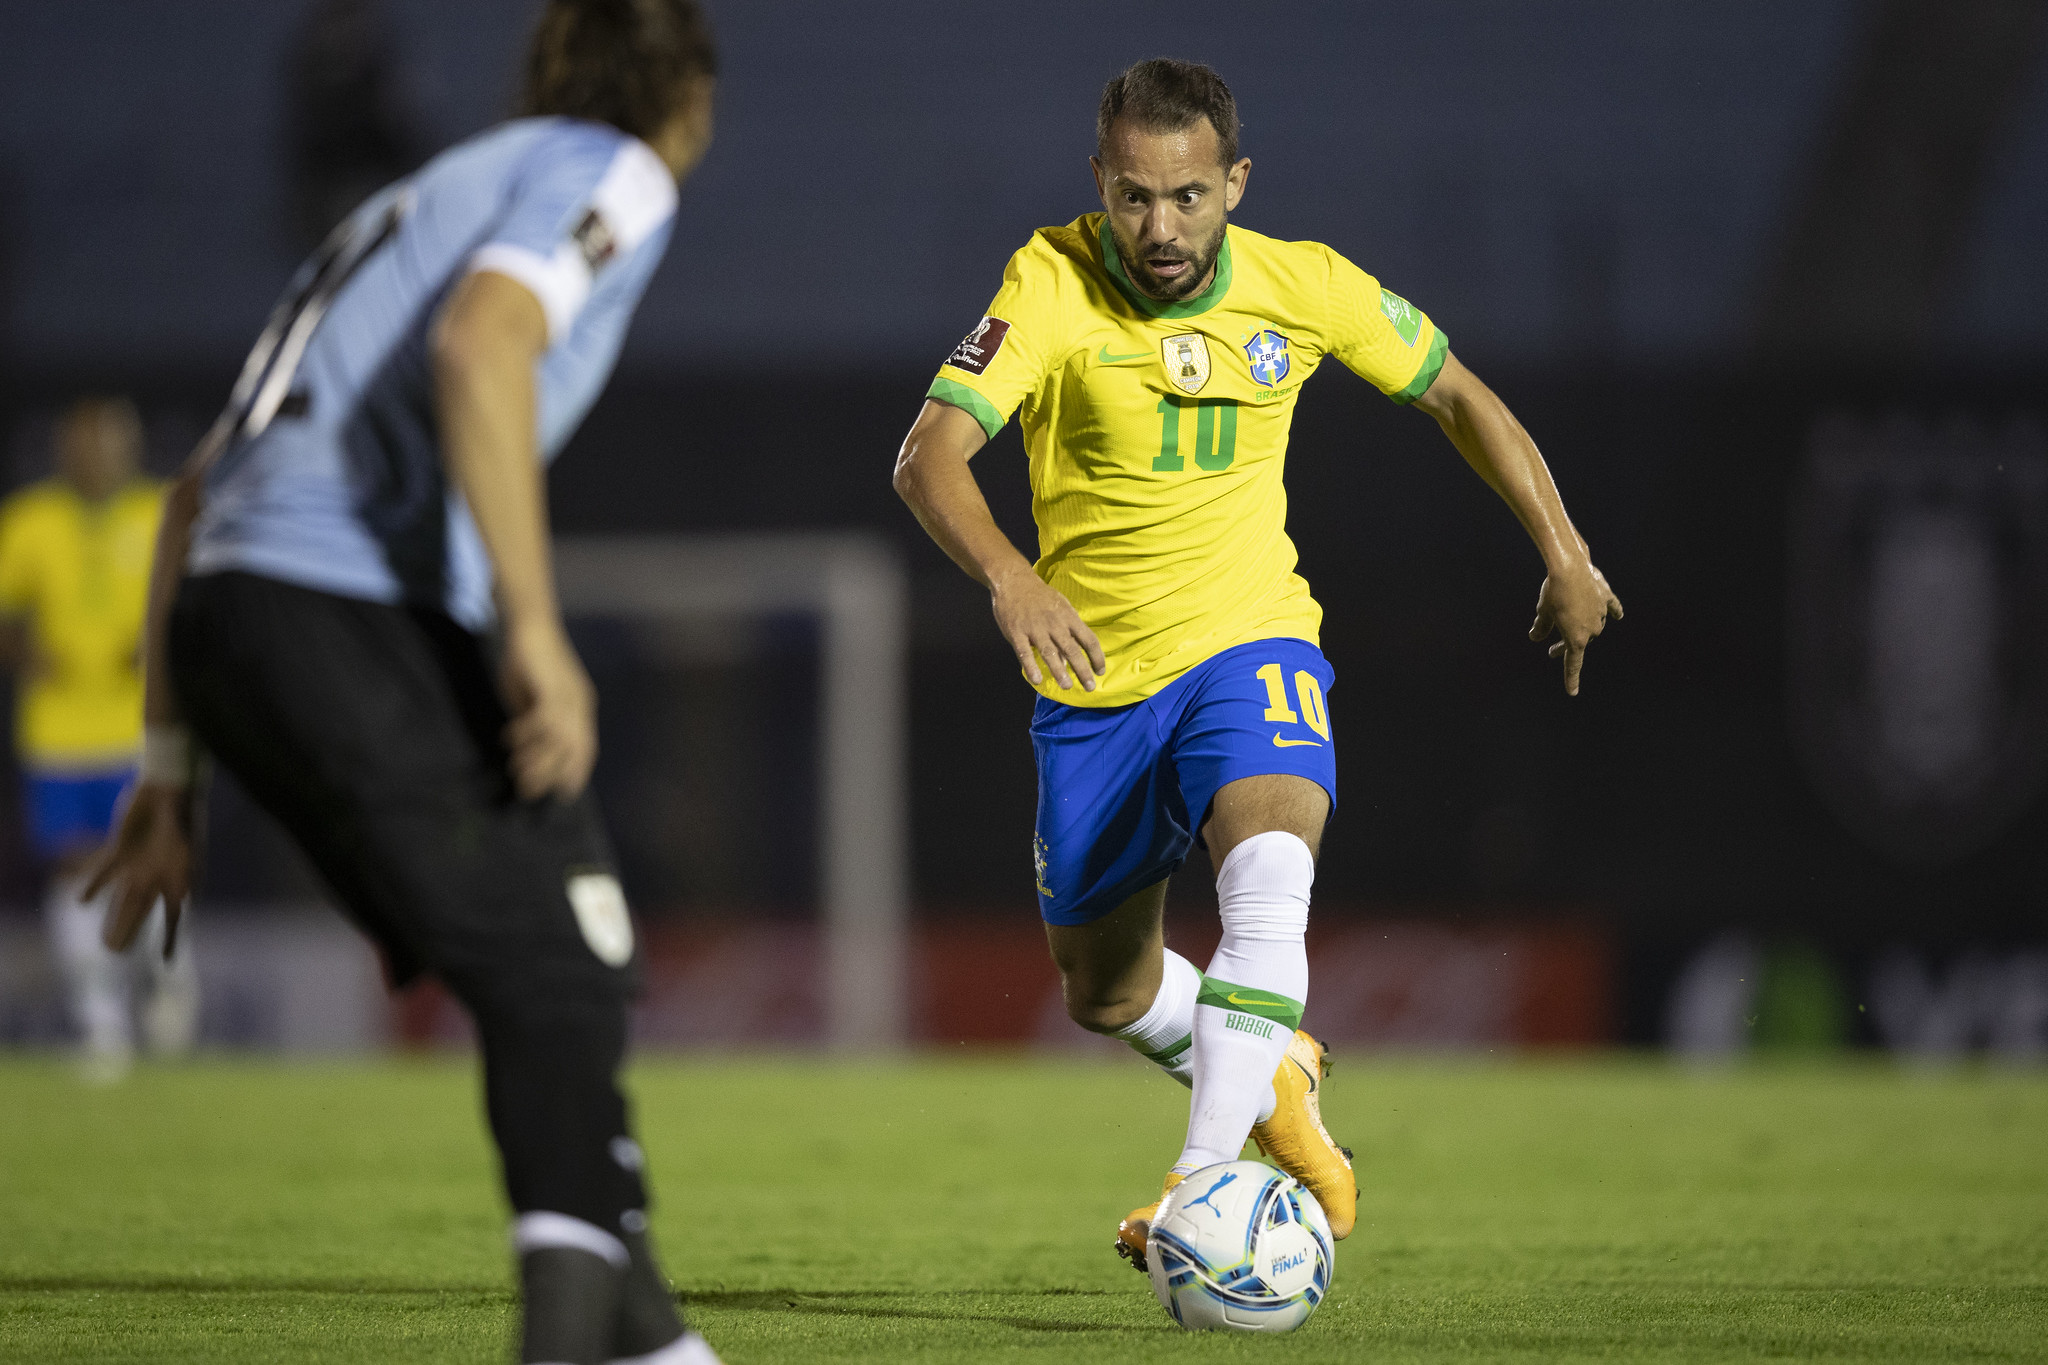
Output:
[90, 5, 727, 1363]
[188, 113, 677, 629]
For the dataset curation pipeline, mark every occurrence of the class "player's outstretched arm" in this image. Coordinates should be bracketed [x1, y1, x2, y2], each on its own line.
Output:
[892, 399, 1106, 692]
[88, 459, 207, 954]
[1413, 353, 1623, 695]
[432, 269, 596, 801]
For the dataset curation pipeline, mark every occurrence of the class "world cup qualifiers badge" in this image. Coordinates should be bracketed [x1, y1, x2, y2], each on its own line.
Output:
[946, 316, 1010, 376]
[1244, 329, 1290, 387]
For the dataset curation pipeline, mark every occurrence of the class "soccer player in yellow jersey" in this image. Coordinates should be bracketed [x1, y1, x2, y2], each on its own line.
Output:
[0, 397, 192, 1080]
[893, 59, 1623, 1269]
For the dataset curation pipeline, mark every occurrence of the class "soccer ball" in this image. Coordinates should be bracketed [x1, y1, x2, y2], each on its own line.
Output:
[1145, 1159, 1333, 1332]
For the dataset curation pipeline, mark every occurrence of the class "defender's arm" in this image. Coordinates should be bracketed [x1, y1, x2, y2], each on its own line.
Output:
[88, 456, 208, 951]
[892, 399, 1105, 691]
[432, 268, 596, 801]
[1413, 352, 1622, 695]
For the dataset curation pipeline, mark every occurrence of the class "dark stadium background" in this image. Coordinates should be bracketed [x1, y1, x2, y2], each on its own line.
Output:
[1, 0, 2042, 1049]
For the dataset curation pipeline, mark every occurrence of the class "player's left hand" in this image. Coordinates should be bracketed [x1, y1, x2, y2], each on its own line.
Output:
[84, 781, 194, 959]
[499, 615, 598, 802]
[1530, 561, 1623, 696]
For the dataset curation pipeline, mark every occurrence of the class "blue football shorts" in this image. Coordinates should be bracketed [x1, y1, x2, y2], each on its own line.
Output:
[1030, 637, 1336, 926]
[25, 768, 134, 861]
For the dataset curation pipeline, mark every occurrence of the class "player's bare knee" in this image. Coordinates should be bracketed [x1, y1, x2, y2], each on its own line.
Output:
[1205, 774, 1330, 866]
[1062, 979, 1150, 1034]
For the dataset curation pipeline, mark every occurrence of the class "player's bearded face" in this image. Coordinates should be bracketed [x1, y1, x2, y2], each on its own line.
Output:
[1094, 121, 1246, 303]
[1108, 211, 1228, 303]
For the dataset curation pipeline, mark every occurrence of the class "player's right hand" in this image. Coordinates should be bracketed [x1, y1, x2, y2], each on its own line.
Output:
[990, 566, 1106, 691]
[85, 782, 193, 958]
[499, 615, 598, 802]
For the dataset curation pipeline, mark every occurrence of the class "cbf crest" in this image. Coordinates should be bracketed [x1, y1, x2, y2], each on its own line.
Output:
[1244, 329, 1291, 387]
[1032, 832, 1053, 899]
[1162, 333, 1211, 395]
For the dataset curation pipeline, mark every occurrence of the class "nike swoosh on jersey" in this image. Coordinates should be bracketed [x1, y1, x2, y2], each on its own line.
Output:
[1272, 735, 1323, 748]
[1226, 992, 1292, 1009]
[1096, 344, 1151, 364]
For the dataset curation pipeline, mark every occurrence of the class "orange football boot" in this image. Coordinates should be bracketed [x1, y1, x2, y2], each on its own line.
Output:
[1251, 1030, 1356, 1238]
[1113, 1171, 1186, 1273]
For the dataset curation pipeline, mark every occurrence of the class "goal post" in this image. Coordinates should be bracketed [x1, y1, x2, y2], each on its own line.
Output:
[552, 533, 910, 1051]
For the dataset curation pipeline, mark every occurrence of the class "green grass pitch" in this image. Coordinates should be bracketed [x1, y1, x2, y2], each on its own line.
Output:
[1, 1053, 2043, 1363]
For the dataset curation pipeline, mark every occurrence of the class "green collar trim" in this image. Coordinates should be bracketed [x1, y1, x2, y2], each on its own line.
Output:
[1097, 215, 1232, 319]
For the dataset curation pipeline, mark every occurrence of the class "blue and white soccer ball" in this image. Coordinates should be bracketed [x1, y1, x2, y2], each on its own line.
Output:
[1145, 1159, 1334, 1332]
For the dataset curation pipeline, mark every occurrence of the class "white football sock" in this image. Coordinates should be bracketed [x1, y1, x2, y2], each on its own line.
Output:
[1110, 949, 1199, 1087]
[1175, 831, 1312, 1174]
[45, 873, 133, 1069]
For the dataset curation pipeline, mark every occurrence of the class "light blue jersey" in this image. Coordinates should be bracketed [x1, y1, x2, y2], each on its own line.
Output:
[188, 117, 677, 628]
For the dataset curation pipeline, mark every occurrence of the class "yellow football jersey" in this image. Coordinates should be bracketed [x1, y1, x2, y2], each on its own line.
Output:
[0, 478, 164, 769]
[930, 212, 1446, 707]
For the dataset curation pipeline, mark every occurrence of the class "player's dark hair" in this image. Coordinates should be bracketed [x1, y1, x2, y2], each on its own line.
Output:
[1097, 58, 1239, 167]
[522, 0, 717, 142]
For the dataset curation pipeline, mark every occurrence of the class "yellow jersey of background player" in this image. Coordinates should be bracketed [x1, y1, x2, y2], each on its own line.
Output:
[0, 397, 191, 1081]
[892, 58, 1623, 1274]
[0, 416, 162, 778]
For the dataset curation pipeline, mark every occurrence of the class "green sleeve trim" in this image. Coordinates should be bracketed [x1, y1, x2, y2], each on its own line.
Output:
[926, 377, 1007, 440]
[1197, 977, 1305, 1030]
[1096, 214, 1233, 319]
[1391, 327, 1449, 405]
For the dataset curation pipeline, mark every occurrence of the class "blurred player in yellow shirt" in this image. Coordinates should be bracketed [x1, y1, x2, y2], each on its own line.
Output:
[894, 59, 1623, 1269]
[0, 398, 193, 1080]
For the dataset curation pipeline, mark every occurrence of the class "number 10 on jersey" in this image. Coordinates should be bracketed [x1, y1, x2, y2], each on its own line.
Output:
[1154, 397, 1237, 472]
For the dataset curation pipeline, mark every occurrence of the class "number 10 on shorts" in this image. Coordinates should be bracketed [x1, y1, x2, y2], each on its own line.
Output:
[1258, 663, 1330, 739]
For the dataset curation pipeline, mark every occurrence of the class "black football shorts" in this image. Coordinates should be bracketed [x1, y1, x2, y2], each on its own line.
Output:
[168, 570, 635, 1000]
